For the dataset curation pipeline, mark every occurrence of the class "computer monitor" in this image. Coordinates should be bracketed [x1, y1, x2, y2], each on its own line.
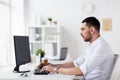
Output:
[13, 36, 31, 73]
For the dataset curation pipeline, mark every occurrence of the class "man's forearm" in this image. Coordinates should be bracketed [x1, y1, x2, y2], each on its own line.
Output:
[58, 67, 84, 76]
[52, 61, 75, 68]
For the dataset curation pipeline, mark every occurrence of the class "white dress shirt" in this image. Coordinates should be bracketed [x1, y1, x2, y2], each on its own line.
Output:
[73, 37, 114, 80]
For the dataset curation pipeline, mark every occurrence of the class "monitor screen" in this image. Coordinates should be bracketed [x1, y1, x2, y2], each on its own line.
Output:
[13, 36, 31, 73]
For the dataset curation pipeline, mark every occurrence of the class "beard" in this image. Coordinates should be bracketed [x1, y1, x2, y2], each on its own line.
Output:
[82, 35, 92, 42]
[84, 37, 91, 42]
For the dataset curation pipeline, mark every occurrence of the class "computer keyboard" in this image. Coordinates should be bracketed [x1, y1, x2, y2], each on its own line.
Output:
[34, 69, 49, 75]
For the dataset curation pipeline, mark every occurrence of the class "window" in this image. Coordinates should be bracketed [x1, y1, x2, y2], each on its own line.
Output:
[0, 0, 10, 66]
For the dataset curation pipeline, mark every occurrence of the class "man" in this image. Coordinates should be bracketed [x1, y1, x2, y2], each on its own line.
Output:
[42, 17, 114, 80]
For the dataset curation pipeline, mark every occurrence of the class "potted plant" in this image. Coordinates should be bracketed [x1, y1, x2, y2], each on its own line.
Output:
[48, 17, 52, 25]
[35, 49, 45, 62]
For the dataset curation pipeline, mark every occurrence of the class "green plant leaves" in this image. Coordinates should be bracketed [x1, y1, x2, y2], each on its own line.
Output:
[35, 49, 45, 58]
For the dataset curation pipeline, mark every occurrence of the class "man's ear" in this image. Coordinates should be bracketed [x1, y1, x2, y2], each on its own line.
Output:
[90, 27, 95, 34]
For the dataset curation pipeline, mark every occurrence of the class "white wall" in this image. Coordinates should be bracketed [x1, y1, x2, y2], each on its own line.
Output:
[11, 0, 25, 35]
[24, 0, 120, 59]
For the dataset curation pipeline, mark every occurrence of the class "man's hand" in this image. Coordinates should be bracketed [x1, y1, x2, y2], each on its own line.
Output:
[38, 63, 52, 69]
[41, 65, 57, 72]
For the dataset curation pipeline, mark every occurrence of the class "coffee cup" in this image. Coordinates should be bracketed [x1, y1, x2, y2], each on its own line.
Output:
[41, 58, 48, 64]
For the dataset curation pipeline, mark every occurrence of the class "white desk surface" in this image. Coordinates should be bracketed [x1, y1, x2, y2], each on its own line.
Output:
[0, 67, 83, 80]
[0, 60, 83, 80]
[0, 71, 75, 80]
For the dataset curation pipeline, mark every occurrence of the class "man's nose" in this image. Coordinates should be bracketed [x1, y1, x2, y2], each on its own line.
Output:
[80, 31, 82, 35]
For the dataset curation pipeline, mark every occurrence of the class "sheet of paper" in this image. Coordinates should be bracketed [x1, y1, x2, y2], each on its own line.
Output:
[102, 18, 112, 31]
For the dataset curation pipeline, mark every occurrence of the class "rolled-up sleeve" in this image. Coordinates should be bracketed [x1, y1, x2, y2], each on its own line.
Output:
[73, 54, 86, 67]
[73, 54, 88, 76]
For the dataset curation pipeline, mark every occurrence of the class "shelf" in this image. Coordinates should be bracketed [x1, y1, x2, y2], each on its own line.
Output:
[28, 25, 59, 28]
[30, 41, 58, 43]
[30, 41, 43, 43]
[28, 25, 61, 58]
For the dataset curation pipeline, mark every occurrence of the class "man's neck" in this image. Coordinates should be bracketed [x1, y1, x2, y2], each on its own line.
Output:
[90, 34, 100, 43]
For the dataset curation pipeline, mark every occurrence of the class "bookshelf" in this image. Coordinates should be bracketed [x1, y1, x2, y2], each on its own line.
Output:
[27, 25, 61, 59]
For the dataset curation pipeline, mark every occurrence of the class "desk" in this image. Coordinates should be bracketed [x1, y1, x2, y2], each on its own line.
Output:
[0, 60, 83, 80]
[0, 71, 75, 80]
[0, 67, 83, 80]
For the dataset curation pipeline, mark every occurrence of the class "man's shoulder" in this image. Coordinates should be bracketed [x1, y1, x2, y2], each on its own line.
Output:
[97, 37, 110, 47]
[92, 37, 113, 55]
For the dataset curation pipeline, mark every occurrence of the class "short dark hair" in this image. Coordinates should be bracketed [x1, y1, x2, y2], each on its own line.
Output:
[82, 17, 100, 32]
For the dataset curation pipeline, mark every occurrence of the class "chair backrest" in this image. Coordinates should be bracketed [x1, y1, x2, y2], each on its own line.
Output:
[110, 54, 120, 80]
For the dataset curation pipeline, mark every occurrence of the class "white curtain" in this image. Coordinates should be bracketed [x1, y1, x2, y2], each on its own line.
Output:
[0, 0, 10, 67]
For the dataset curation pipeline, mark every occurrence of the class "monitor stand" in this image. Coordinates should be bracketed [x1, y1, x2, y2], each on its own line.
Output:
[13, 65, 30, 73]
